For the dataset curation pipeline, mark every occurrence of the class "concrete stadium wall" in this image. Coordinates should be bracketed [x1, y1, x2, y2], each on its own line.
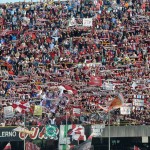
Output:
[102, 126, 150, 137]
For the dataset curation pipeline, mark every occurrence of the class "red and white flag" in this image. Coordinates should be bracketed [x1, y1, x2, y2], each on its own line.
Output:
[68, 125, 86, 141]
[107, 93, 124, 111]
[58, 85, 77, 95]
[88, 76, 102, 87]
[98, 93, 124, 112]
[3, 142, 11, 150]
[134, 145, 140, 150]
[72, 106, 81, 116]
[12, 101, 32, 113]
[26, 142, 40, 150]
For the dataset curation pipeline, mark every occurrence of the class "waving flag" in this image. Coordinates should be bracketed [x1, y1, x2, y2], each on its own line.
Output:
[98, 93, 124, 112]
[3, 142, 11, 150]
[12, 101, 32, 114]
[107, 93, 124, 111]
[88, 76, 102, 87]
[58, 85, 77, 95]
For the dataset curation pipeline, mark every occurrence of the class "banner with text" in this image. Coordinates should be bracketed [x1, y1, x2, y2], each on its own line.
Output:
[0, 125, 59, 141]
[83, 18, 93, 27]
[59, 124, 105, 150]
[4, 106, 14, 118]
[120, 103, 132, 115]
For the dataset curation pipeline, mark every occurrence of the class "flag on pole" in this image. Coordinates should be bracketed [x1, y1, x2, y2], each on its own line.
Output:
[88, 76, 102, 86]
[12, 101, 32, 113]
[107, 93, 124, 111]
[98, 93, 124, 112]
[134, 145, 141, 150]
[34, 105, 42, 116]
[3, 142, 11, 150]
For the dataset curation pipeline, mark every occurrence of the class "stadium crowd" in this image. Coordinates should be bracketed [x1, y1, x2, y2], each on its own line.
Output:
[0, 0, 149, 127]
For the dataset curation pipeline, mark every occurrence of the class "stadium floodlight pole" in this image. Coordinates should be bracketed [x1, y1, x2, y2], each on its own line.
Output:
[108, 111, 110, 150]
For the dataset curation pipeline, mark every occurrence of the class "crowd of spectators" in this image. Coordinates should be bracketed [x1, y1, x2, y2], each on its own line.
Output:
[0, 0, 149, 127]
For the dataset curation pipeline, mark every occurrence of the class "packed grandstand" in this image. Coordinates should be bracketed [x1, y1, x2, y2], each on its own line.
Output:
[0, 0, 149, 149]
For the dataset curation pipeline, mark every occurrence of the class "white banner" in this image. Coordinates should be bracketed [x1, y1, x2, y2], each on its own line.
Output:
[120, 103, 132, 115]
[120, 107, 131, 115]
[134, 94, 145, 99]
[73, 107, 81, 116]
[4, 106, 14, 118]
[102, 82, 115, 90]
[133, 99, 144, 106]
[91, 124, 105, 137]
[83, 18, 93, 27]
